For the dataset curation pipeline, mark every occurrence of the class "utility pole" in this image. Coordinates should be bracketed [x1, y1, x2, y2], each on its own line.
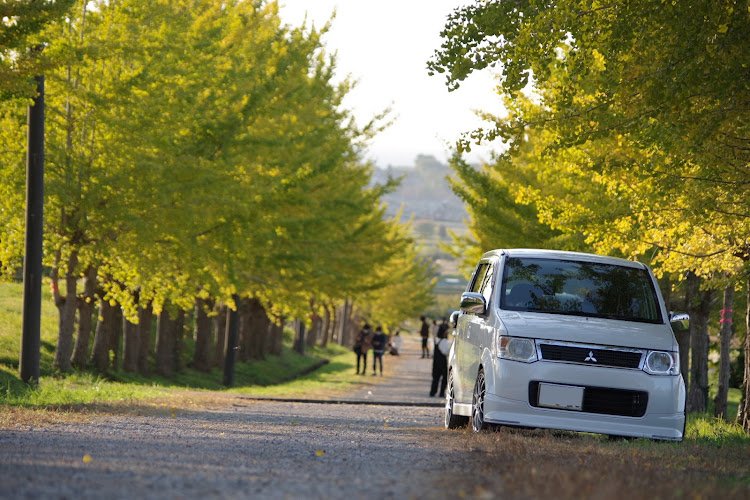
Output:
[20, 74, 45, 384]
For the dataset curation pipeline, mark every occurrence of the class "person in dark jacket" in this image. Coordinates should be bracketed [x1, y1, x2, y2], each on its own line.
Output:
[371, 326, 388, 376]
[420, 315, 430, 358]
[353, 323, 373, 375]
[430, 317, 450, 397]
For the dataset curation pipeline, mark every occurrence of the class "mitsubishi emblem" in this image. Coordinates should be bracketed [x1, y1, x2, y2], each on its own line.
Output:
[585, 351, 597, 363]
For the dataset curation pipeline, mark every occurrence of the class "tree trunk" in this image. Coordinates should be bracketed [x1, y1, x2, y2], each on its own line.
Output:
[137, 303, 153, 374]
[155, 305, 177, 377]
[213, 303, 227, 368]
[247, 298, 270, 360]
[269, 316, 283, 356]
[53, 250, 79, 372]
[173, 308, 185, 373]
[90, 298, 116, 374]
[192, 298, 213, 372]
[238, 297, 252, 362]
[293, 320, 305, 355]
[661, 274, 672, 312]
[341, 300, 355, 347]
[109, 305, 123, 371]
[331, 306, 340, 345]
[321, 306, 331, 348]
[713, 284, 734, 420]
[739, 278, 750, 432]
[71, 266, 97, 369]
[122, 315, 140, 373]
[306, 314, 320, 349]
[336, 300, 349, 345]
[686, 273, 713, 413]
[675, 276, 692, 380]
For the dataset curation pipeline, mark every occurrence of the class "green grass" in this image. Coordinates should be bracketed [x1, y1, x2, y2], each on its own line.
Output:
[686, 412, 749, 445]
[1, 342, 358, 409]
[1, 281, 361, 410]
[0, 282, 58, 372]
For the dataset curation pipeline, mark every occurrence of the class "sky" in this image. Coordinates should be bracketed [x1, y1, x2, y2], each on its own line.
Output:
[277, 0, 505, 168]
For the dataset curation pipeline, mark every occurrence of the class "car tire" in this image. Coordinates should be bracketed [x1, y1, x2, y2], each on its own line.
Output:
[471, 368, 490, 432]
[445, 370, 469, 429]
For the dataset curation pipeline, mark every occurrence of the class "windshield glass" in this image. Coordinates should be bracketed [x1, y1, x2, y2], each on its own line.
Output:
[500, 257, 662, 323]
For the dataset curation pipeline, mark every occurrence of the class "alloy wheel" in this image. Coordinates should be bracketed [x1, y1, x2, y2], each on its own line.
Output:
[471, 369, 487, 432]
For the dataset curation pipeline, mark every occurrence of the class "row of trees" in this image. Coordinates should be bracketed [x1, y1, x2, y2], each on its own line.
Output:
[1, 1, 435, 377]
[430, 1, 750, 431]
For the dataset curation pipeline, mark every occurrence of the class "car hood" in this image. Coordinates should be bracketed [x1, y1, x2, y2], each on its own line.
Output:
[498, 311, 677, 351]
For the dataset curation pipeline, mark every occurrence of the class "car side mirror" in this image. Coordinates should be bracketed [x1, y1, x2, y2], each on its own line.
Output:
[669, 312, 689, 333]
[449, 310, 459, 328]
[460, 292, 487, 315]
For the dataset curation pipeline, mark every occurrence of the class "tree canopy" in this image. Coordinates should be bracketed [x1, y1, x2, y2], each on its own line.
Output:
[429, 0, 750, 278]
[0, 0, 434, 362]
[1, 0, 76, 98]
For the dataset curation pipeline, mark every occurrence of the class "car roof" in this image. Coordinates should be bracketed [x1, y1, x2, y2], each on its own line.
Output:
[480, 248, 648, 270]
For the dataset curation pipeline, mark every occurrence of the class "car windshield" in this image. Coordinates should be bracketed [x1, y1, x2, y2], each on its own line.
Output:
[500, 257, 662, 323]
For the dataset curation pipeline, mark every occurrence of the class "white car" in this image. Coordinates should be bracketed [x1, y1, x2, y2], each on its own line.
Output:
[445, 249, 686, 441]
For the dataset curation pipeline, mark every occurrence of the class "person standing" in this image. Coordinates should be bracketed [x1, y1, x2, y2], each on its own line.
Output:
[430, 317, 450, 397]
[431, 319, 440, 358]
[353, 323, 373, 375]
[419, 316, 430, 358]
[371, 326, 388, 376]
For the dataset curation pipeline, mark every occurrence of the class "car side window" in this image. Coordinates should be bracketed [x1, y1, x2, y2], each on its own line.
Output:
[479, 264, 494, 305]
[469, 263, 489, 293]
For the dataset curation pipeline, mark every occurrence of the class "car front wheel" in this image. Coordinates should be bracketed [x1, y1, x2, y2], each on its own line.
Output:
[471, 368, 490, 432]
[445, 370, 469, 429]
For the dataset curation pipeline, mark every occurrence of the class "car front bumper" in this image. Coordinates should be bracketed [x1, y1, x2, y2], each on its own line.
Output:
[484, 357, 686, 440]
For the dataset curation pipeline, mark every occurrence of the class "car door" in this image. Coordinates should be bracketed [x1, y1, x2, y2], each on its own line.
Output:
[467, 261, 495, 389]
[456, 261, 493, 402]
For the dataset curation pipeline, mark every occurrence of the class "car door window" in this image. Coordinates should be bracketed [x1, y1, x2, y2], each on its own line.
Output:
[479, 264, 494, 306]
[469, 263, 489, 293]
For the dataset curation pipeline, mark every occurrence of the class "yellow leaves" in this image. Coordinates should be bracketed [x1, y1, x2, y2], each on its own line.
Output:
[717, 24, 728, 34]
[590, 49, 606, 72]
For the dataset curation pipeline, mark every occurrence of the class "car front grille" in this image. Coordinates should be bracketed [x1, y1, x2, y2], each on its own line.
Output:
[529, 381, 648, 417]
[538, 342, 643, 369]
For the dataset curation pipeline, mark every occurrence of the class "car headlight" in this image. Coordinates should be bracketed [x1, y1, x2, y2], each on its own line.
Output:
[498, 336, 538, 363]
[643, 351, 680, 375]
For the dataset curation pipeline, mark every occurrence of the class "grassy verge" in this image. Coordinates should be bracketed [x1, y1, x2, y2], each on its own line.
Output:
[1, 282, 364, 425]
[441, 423, 750, 500]
[1, 342, 362, 427]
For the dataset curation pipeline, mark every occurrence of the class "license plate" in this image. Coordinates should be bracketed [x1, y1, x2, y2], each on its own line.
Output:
[537, 383, 584, 411]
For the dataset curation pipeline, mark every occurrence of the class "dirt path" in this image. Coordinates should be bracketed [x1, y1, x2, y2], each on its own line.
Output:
[0, 339, 464, 500]
[4, 339, 747, 499]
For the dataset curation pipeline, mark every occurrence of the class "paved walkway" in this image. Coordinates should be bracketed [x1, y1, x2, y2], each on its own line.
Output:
[345, 335, 442, 407]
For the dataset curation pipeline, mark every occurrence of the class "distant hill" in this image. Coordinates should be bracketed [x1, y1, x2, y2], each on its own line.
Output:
[371, 154, 467, 223]
[371, 155, 471, 298]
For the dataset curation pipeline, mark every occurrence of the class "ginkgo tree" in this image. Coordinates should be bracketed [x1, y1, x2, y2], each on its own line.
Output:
[0, 0, 75, 99]
[430, 0, 750, 429]
[1, 0, 435, 375]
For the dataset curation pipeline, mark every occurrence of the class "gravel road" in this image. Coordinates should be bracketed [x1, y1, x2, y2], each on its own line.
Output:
[1, 340, 474, 500]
